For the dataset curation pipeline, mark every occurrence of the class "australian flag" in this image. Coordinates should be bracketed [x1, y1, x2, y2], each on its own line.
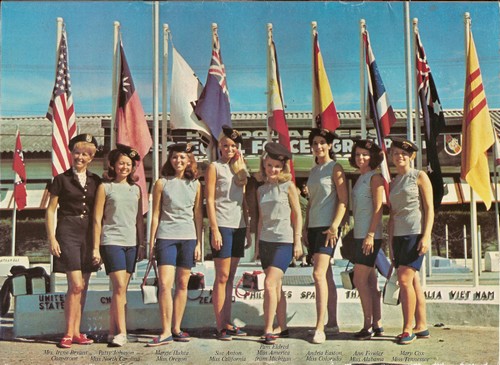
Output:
[195, 31, 231, 144]
[416, 30, 445, 211]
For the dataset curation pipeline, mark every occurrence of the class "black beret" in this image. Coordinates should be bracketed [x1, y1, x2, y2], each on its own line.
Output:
[264, 142, 292, 162]
[221, 125, 243, 144]
[68, 133, 98, 151]
[390, 137, 419, 153]
[116, 144, 140, 161]
[167, 142, 193, 153]
[308, 128, 336, 145]
[353, 139, 382, 154]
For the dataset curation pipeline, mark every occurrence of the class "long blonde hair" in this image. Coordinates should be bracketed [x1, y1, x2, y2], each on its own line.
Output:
[218, 133, 249, 186]
[256, 152, 292, 183]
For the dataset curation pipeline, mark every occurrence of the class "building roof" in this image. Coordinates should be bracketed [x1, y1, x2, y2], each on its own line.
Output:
[1, 109, 499, 153]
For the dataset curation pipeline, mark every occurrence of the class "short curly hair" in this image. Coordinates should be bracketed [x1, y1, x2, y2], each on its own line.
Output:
[348, 144, 384, 170]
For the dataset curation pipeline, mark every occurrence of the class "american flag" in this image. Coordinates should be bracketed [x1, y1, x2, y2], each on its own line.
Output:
[46, 28, 77, 177]
[363, 29, 395, 203]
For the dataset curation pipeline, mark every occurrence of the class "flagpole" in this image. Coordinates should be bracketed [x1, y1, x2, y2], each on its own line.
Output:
[152, 2, 160, 182]
[413, 18, 431, 283]
[311, 21, 317, 129]
[111, 21, 120, 149]
[360, 19, 366, 139]
[162, 24, 169, 166]
[493, 135, 500, 245]
[412, 19, 422, 171]
[266, 23, 273, 144]
[50, 18, 64, 291]
[464, 12, 479, 287]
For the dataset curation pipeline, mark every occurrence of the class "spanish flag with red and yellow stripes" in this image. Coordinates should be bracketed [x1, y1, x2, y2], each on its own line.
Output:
[461, 29, 494, 210]
[312, 26, 340, 132]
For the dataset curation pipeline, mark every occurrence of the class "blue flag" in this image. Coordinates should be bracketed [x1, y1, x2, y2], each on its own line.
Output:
[195, 31, 231, 143]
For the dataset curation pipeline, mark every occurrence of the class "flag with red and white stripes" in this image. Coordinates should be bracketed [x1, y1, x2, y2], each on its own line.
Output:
[363, 29, 395, 203]
[12, 130, 27, 210]
[46, 28, 77, 177]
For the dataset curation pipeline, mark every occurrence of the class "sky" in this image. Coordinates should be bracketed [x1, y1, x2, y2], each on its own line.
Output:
[1, 1, 499, 118]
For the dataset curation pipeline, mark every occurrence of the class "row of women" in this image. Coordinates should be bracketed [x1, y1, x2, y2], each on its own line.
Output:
[45, 126, 433, 349]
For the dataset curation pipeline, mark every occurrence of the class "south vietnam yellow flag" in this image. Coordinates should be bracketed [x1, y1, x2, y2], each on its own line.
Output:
[461, 29, 494, 209]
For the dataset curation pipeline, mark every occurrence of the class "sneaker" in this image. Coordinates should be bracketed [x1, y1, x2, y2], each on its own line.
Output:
[110, 334, 127, 347]
[373, 327, 385, 337]
[398, 332, 416, 345]
[72, 334, 93, 345]
[226, 325, 247, 336]
[58, 336, 72, 349]
[147, 335, 173, 347]
[414, 329, 430, 338]
[354, 328, 373, 340]
[127, 334, 139, 343]
[172, 331, 191, 342]
[325, 325, 340, 335]
[312, 330, 326, 344]
[261, 333, 277, 345]
[216, 329, 232, 341]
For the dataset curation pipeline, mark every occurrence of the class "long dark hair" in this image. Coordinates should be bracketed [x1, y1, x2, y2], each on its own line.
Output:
[103, 149, 138, 185]
[161, 149, 198, 180]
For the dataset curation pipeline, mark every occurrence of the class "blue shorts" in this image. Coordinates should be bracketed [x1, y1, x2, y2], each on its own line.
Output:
[100, 245, 138, 274]
[155, 239, 197, 268]
[393, 234, 424, 271]
[354, 238, 383, 267]
[259, 241, 292, 273]
[307, 226, 338, 257]
[210, 227, 246, 259]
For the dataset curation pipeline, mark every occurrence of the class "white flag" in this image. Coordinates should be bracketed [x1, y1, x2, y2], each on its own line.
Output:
[171, 47, 211, 142]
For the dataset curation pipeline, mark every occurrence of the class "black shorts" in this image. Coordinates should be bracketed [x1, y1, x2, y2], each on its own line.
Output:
[393, 234, 424, 271]
[354, 238, 383, 267]
[54, 215, 98, 273]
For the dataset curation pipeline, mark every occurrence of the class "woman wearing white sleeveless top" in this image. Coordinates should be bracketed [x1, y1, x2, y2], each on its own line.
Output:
[348, 139, 385, 340]
[304, 128, 348, 344]
[205, 125, 251, 341]
[93, 144, 145, 347]
[256, 142, 302, 345]
[147, 143, 203, 347]
[388, 138, 434, 345]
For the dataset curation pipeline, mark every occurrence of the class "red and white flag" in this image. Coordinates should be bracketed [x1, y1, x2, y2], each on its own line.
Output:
[46, 28, 77, 177]
[12, 130, 27, 210]
[116, 40, 153, 213]
[267, 31, 295, 181]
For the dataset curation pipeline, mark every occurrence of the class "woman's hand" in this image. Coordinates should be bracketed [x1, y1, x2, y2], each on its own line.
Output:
[211, 229, 223, 251]
[293, 240, 303, 260]
[244, 228, 252, 249]
[194, 244, 202, 261]
[417, 234, 431, 256]
[50, 239, 61, 258]
[92, 248, 101, 266]
[137, 245, 146, 262]
[322, 226, 339, 248]
[362, 235, 375, 256]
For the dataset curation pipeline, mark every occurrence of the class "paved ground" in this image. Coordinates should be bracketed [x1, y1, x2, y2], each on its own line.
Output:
[0, 315, 498, 365]
[1, 262, 498, 364]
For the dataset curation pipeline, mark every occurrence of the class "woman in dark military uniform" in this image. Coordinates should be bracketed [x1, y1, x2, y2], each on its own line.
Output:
[45, 133, 101, 349]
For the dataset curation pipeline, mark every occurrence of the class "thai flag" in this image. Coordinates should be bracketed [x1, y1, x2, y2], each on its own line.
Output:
[363, 30, 396, 203]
